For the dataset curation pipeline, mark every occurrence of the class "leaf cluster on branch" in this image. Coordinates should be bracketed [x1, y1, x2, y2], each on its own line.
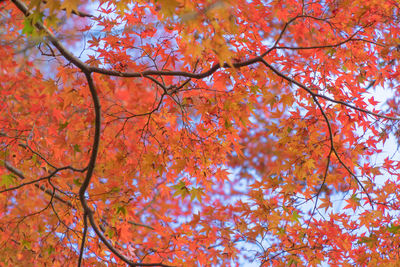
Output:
[1, 0, 400, 265]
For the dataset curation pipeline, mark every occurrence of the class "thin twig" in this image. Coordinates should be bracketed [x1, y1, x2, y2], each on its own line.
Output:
[4, 161, 75, 208]
[260, 58, 375, 207]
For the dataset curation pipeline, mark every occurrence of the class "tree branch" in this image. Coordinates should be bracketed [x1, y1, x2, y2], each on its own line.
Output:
[260, 58, 375, 207]
[78, 213, 88, 267]
[260, 59, 400, 121]
[11, 0, 89, 71]
[4, 161, 75, 208]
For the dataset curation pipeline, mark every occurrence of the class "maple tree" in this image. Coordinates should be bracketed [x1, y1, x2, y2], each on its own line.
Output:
[1, 0, 400, 265]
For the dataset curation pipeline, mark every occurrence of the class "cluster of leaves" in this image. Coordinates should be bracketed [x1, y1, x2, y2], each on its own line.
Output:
[1, 0, 400, 265]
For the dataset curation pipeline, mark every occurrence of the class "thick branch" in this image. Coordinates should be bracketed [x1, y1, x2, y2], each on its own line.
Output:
[79, 72, 172, 266]
[78, 72, 100, 211]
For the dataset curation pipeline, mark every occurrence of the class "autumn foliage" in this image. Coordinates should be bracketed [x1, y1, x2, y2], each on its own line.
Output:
[1, 0, 400, 265]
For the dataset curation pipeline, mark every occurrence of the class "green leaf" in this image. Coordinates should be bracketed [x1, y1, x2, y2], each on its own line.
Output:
[239, 116, 247, 127]
[73, 144, 81, 152]
[350, 193, 361, 202]
[116, 206, 127, 216]
[291, 210, 300, 222]
[224, 118, 231, 129]
[73, 178, 82, 186]
[58, 121, 69, 131]
[21, 12, 44, 37]
[1, 174, 15, 187]
[111, 187, 120, 193]
[22, 18, 34, 35]
[47, 245, 55, 255]
[107, 228, 115, 238]
[327, 48, 336, 57]
[359, 234, 378, 248]
[190, 187, 204, 202]
[31, 154, 38, 165]
[172, 180, 189, 198]
[21, 240, 31, 250]
[31, 11, 44, 25]
[277, 227, 285, 235]
[250, 85, 261, 94]
[388, 225, 400, 234]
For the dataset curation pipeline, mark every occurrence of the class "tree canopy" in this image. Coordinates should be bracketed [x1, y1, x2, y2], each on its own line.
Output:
[1, 0, 400, 265]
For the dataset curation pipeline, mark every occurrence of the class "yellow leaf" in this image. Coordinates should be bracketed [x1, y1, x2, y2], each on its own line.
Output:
[60, 0, 80, 17]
